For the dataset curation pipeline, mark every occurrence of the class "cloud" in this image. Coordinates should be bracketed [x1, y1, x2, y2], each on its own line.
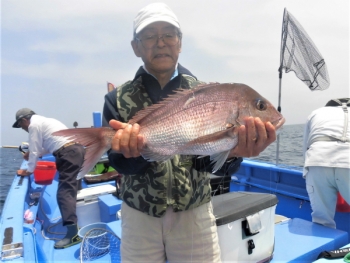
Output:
[1, 0, 349, 145]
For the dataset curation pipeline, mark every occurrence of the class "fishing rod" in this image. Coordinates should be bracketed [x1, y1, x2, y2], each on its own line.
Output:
[2, 142, 28, 154]
[2, 145, 19, 149]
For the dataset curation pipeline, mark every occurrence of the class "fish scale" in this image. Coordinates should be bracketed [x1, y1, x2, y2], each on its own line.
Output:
[138, 85, 241, 158]
[53, 82, 285, 178]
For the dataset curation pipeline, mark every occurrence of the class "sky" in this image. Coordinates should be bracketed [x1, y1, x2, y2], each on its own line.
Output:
[1, 0, 349, 146]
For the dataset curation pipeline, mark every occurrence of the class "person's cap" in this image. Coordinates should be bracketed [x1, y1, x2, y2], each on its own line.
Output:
[12, 108, 36, 128]
[133, 3, 180, 35]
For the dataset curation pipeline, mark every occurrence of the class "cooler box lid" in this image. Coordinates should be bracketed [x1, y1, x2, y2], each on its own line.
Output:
[77, 184, 116, 202]
[213, 191, 278, 226]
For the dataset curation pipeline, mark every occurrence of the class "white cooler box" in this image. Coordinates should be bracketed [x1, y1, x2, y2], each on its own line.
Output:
[212, 191, 278, 263]
[76, 184, 116, 227]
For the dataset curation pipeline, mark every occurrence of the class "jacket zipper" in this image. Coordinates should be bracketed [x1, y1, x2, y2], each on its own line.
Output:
[166, 160, 173, 205]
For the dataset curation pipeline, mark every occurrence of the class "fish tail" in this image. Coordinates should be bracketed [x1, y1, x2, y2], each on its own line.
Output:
[52, 127, 115, 179]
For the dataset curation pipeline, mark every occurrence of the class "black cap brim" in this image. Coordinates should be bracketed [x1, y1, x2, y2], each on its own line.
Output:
[12, 120, 21, 128]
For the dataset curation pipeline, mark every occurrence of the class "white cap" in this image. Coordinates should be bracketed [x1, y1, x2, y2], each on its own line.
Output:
[133, 3, 180, 35]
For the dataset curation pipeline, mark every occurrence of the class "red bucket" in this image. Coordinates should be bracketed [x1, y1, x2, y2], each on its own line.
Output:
[34, 161, 57, 185]
[336, 192, 350, 213]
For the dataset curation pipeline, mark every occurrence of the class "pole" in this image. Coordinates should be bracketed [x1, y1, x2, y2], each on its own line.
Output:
[276, 8, 288, 165]
[276, 74, 282, 165]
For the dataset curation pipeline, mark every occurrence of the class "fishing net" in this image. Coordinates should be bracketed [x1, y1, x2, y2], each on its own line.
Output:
[80, 228, 121, 262]
[279, 8, 330, 91]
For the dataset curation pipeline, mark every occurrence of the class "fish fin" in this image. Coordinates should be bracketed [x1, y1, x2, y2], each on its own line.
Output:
[179, 128, 237, 172]
[77, 144, 111, 179]
[129, 83, 221, 125]
[141, 146, 173, 162]
[210, 150, 231, 173]
[107, 82, 115, 92]
[52, 127, 114, 179]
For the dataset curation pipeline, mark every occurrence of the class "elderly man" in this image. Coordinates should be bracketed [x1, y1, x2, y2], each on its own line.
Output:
[14, 108, 85, 249]
[102, 3, 276, 262]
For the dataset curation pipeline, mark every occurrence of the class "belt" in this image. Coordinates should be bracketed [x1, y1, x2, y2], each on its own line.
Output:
[56, 142, 77, 153]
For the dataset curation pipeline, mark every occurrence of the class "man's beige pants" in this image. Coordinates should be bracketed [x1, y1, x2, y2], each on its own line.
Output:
[121, 202, 221, 263]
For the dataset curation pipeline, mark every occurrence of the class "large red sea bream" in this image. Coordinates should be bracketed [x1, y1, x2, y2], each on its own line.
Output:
[53, 83, 285, 179]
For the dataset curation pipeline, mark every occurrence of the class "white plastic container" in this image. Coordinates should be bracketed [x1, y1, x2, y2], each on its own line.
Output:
[76, 184, 116, 227]
[212, 192, 278, 263]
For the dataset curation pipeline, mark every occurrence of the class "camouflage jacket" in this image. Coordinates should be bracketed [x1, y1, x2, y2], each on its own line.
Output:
[113, 71, 212, 218]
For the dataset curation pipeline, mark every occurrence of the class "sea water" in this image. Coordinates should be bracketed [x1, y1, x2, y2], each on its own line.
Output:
[0, 124, 305, 216]
[0, 147, 23, 216]
[249, 124, 304, 169]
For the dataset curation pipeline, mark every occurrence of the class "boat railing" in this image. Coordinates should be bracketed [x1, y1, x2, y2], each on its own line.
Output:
[231, 159, 309, 200]
[0, 172, 30, 260]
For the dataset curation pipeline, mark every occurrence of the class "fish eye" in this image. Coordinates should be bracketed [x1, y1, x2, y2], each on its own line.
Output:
[256, 99, 267, 111]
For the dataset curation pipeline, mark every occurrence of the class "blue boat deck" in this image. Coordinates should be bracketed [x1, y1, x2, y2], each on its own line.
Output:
[1, 158, 350, 262]
[273, 218, 348, 262]
[46, 192, 350, 263]
[44, 212, 349, 263]
[42, 214, 348, 263]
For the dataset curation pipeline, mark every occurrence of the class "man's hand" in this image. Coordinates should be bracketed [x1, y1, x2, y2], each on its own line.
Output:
[17, 169, 32, 176]
[228, 117, 276, 158]
[109, 120, 144, 158]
